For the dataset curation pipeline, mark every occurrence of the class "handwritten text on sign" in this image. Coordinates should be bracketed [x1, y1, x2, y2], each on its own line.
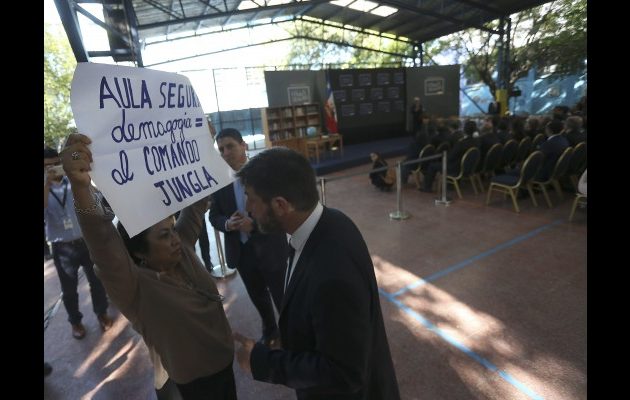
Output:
[71, 63, 233, 237]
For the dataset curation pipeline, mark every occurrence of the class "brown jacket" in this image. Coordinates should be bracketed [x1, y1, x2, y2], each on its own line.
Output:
[77, 197, 233, 384]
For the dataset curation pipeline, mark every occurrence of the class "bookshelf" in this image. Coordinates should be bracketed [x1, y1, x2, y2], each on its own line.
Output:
[262, 103, 322, 157]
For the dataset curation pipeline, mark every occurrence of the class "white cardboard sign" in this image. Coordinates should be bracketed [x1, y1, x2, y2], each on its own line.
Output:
[70, 62, 233, 237]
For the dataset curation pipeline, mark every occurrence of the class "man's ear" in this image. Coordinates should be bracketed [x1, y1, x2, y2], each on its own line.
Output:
[270, 196, 293, 216]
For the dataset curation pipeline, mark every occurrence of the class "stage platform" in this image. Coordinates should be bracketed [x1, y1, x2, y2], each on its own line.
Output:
[309, 135, 411, 176]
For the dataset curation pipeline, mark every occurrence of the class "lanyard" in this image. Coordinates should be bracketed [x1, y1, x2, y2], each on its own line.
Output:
[49, 181, 68, 209]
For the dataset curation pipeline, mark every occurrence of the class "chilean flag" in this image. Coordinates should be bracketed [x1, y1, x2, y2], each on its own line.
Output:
[324, 72, 338, 134]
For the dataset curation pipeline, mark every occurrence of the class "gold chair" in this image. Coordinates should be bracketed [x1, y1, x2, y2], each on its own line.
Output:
[567, 141, 586, 191]
[411, 144, 436, 189]
[531, 146, 573, 208]
[440, 147, 480, 199]
[474, 142, 503, 192]
[486, 151, 543, 213]
[568, 193, 587, 222]
[532, 133, 546, 148]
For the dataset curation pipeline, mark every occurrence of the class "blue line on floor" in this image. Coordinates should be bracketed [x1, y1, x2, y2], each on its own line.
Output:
[378, 289, 544, 400]
[392, 219, 563, 297]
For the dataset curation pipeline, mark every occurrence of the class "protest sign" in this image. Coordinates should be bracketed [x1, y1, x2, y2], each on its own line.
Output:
[71, 62, 233, 237]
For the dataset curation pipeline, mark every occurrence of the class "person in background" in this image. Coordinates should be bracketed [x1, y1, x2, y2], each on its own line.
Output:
[196, 119, 219, 273]
[44, 146, 113, 340]
[369, 152, 395, 191]
[60, 133, 237, 400]
[410, 96, 424, 135]
[233, 147, 401, 400]
[209, 128, 288, 347]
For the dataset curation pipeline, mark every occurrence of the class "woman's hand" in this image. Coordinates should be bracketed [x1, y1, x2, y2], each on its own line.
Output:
[61, 133, 93, 189]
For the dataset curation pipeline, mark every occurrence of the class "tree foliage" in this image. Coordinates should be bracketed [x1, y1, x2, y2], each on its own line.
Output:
[282, 20, 414, 68]
[44, 22, 76, 148]
[282, 0, 585, 101]
[427, 0, 586, 99]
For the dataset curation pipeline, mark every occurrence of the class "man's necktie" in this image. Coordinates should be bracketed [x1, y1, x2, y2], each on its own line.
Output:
[285, 244, 296, 292]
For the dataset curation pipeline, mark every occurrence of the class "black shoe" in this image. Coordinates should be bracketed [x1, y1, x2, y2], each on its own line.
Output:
[44, 362, 52, 377]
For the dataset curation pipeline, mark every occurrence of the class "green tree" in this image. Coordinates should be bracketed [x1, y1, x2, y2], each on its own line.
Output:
[427, 0, 586, 100]
[44, 22, 76, 148]
[282, 0, 585, 102]
[283, 20, 414, 68]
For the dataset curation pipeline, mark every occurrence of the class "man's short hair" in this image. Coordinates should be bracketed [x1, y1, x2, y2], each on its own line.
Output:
[215, 128, 244, 143]
[44, 147, 58, 159]
[236, 147, 319, 211]
[546, 120, 564, 135]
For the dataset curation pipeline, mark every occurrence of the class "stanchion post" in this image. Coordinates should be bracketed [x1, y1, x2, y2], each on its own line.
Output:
[320, 177, 327, 206]
[210, 228, 236, 278]
[435, 150, 452, 206]
[389, 161, 410, 220]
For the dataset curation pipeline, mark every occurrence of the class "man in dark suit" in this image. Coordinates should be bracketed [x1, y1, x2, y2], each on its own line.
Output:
[420, 119, 478, 192]
[536, 119, 570, 182]
[233, 147, 400, 400]
[209, 128, 288, 346]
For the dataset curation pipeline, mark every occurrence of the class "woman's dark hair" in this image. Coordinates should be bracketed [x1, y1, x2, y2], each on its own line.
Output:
[237, 147, 318, 211]
[116, 221, 151, 265]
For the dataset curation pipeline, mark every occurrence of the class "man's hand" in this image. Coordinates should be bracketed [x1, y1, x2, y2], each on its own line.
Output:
[233, 211, 254, 234]
[233, 332, 255, 374]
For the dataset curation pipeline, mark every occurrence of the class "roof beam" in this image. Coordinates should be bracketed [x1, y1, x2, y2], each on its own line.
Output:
[53, 0, 89, 62]
[451, 0, 502, 16]
[142, 0, 183, 20]
[138, 0, 332, 30]
[123, 0, 144, 66]
[74, 3, 132, 47]
[375, 0, 498, 34]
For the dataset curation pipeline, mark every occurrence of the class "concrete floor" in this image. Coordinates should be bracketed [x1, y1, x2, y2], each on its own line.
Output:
[44, 158, 586, 400]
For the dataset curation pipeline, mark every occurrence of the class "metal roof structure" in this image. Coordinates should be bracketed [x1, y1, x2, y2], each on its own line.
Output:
[54, 0, 552, 67]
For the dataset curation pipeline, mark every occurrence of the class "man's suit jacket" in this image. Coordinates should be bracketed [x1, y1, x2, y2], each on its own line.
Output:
[250, 207, 400, 400]
[537, 134, 570, 182]
[208, 183, 288, 278]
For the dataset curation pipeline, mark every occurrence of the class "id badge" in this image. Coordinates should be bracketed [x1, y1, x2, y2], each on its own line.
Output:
[63, 217, 74, 230]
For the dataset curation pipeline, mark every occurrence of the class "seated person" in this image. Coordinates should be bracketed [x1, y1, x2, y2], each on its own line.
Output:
[369, 152, 395, 191]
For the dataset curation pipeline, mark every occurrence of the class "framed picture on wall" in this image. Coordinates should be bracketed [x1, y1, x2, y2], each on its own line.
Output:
[352, 88, 366, 101]
[424, 77, 445, 96]
[359, 103, 374, 115]
[287, 86, 311, 104]
[339, 74, 354, 87]
[341, 104, 356, 117]
[370, 88, 384, 100]
[334, 90, 347, 102]
[377, 72, 390, 85]
[387, 87, 400, 99]
[359, 73, 372, 86]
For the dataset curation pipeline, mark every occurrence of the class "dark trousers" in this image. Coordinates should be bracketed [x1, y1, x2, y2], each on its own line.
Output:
[175, 363, 237, 400]
[51, 239, 108, 325]
[198, 219, 212, 271]
[238, 240, 280, 338]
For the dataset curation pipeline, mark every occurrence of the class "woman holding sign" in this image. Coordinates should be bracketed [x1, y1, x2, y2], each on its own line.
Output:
[60, 133, 236, 400]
